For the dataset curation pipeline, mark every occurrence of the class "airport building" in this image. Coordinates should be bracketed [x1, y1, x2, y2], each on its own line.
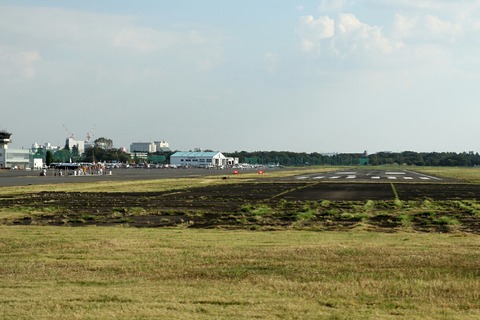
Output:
[170, 151, 238, 168]
[0, 131, 38, 169]
[170, 151, 228, 167]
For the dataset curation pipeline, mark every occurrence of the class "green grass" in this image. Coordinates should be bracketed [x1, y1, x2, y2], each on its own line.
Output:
[0, 227, 479, 319]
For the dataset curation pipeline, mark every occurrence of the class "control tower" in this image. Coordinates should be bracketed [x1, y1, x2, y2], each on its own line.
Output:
[0, 130, 12, 168]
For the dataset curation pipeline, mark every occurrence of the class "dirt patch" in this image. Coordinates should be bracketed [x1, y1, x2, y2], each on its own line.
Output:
[1, 182, 480, 233]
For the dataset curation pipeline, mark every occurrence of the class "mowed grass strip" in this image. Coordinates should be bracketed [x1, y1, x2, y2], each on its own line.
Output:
[1, 227, 479, 319]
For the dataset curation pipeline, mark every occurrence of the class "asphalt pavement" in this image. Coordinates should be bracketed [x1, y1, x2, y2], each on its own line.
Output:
[293, 169, 444, 182]
[0, 168, 242, 187]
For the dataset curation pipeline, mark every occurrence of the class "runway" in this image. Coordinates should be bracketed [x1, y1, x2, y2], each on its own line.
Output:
[0, 168, 235, 187]
[293, 169, 443, 182]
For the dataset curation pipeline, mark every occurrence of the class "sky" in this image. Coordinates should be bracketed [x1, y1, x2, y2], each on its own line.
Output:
[1, 0, 480, 153]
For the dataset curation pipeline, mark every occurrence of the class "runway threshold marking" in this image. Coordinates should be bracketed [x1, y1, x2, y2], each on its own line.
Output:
[405, 170, 442, 181]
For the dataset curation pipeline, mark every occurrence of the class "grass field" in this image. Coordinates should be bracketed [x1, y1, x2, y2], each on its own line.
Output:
[1, 227, 479, 319]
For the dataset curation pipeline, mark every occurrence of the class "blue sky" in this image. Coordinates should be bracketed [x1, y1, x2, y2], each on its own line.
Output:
[1, 0, 480, 153]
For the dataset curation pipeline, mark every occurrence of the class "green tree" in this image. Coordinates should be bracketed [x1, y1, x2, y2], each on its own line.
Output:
[71, 145, 80, 161]
[95, 137, 113, 149]
[82, 147, 131, 163]
[46, 150, 54, 166]
[64, 139, 70, 151]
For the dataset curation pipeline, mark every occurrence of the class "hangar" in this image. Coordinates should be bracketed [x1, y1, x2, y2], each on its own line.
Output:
[170, 151, 229, 168]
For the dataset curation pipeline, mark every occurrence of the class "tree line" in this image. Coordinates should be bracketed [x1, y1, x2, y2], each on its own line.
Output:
[224, 151, 480, 167]
[368, 151, 480, 167]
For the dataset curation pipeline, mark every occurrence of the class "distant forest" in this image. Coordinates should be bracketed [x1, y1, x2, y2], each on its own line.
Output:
[224, 151, 480, 167]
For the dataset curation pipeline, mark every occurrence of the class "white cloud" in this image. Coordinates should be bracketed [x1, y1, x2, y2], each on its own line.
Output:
[393, 12, 476, 44]
[392, 14, 417, 39]
[0, 47, 41, 80]
[298, 13, 399, 58]
[0, 5, 224, 82]
[337, 13, 398, 54]
[112, 27, 177, 53]
[298, 2, 480, 71]
[298, 15, 334, 53]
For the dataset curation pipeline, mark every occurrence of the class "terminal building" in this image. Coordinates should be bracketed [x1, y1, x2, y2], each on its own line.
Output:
[0, 131, 40, 169]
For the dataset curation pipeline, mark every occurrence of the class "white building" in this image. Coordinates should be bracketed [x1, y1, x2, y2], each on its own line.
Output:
[130, 142, 156, 153]
[154, 140, 169, 149]
[32, 142, 60, 153]
[0, 131, 33, 169]
[170, 151, 228, 167]
[131, 141, 170, 153]
[66, 137, 85, 155]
